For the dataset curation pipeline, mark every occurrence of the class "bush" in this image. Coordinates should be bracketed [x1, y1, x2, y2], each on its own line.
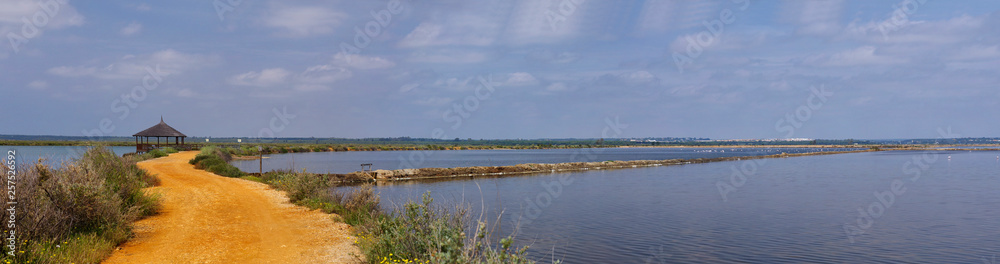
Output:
[188, 146, 244, 177]
[139, 149, 168, 160]
[272, 171, 328, 203]
[355, 193, 534, 264]
[0, 146, 160, 264]
[162, 147, 178, 154]
[208, 163, 244, 178]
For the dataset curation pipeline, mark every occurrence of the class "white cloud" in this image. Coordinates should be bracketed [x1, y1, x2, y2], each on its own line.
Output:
[850, 96, 874, 105]
[408, 49, 489, 64]
[293, 65, 353, 91]
[397, 0, 508, 48]
[526, 50, 579, 64]
[634, 0, 677, 33]
[28, 80, 47, 90]
[429, 76, 476, 91]
[265, 6, 346, 37]
[810, 46, 905, 66]
[332, 53, 395, 69]
[546, 82, 569, 92]
[120, 22, 142, 36]
[229, 63, 354, 92]
[399, 83, 420, 93]
[47, 49, 218, 79]
[952, 45, 1000, 61]
[177, 88, 195, 97]
[502, 0, 582, 45]
[636, 0, 721, 33]
[620, 70, 656, 84]
[413, 97, 453, 106]
[398, 18, 498, 47]
[47, 66, 97, 77]
[0, 1, 85, 27]
[783, 0, 844, 36]
[0, 0, 85, 53]
[229, 68, 292, 86]
[503, 72, 539, 86]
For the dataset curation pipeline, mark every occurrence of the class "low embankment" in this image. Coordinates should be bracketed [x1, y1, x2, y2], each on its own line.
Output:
[355, 149, 877, 182]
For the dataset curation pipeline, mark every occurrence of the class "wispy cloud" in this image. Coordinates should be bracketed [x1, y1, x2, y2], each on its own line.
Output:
[120, 22, 143, 36]
[264, 5, 346, 37]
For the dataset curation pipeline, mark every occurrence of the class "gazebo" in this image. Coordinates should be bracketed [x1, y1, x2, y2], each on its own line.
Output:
[133, 117, 187, 153]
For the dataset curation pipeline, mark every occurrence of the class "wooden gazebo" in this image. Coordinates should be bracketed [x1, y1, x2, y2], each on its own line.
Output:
[133, 117, 187, 153]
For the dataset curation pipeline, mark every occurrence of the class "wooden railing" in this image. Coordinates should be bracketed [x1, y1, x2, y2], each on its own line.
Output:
[136, 144, 201, 153]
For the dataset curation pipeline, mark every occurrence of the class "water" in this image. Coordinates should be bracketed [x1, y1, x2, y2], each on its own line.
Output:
[231, 147, 861, 174]
[1, 146, 135, 167]
[362, 150, 1000, 263]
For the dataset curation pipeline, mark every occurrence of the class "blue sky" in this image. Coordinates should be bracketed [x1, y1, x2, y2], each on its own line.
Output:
[2, 0, 999, 139]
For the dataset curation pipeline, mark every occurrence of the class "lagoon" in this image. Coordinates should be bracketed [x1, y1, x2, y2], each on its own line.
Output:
[1, 146, 134, 167]
[367, 150, 1000, 263]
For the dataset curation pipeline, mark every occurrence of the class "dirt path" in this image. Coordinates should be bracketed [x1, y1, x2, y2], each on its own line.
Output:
[103, 151, 360, 263]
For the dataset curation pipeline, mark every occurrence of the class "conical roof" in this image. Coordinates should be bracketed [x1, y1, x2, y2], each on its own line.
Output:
[133, 117, 187, 137]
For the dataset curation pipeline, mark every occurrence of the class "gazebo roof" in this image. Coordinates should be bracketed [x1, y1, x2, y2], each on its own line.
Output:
[133, 117, 187, 137]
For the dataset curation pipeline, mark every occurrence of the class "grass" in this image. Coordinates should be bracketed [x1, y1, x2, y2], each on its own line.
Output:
[0, 146, 160, 264]
[181, 146, 544, 263]
[258, 171, 538, 263]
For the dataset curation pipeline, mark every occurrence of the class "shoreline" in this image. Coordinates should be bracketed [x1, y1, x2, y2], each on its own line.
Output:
[257, 146, 1000, 184]
[310, 149, 880, 184]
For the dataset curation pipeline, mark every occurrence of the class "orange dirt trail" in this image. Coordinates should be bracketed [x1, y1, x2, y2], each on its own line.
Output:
[103, 151, 360, 263]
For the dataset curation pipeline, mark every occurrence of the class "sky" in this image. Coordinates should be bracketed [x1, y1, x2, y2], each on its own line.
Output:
[2, 0, 999, 140]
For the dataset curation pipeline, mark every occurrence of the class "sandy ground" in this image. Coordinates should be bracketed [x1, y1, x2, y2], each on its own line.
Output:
[103, 151, 360, 264]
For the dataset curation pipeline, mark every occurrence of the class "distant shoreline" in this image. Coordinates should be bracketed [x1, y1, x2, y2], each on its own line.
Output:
[294, 149, 877, 184]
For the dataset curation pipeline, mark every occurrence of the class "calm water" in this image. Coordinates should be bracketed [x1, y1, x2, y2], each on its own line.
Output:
[231, 147, 861, 174]
[1, 146, 134, 167]
[359, 150, 1000, 263]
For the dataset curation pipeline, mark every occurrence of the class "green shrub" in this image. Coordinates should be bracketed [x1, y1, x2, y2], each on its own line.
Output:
[188, 146, 245, 177]
[0, 146, 160, 264]
[273, 171, 328, 203]
[208, 163, 244, 178]
[139, 148, 168, 160]
[162, 147, 178, 154]
[355, 193, 534, 264]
